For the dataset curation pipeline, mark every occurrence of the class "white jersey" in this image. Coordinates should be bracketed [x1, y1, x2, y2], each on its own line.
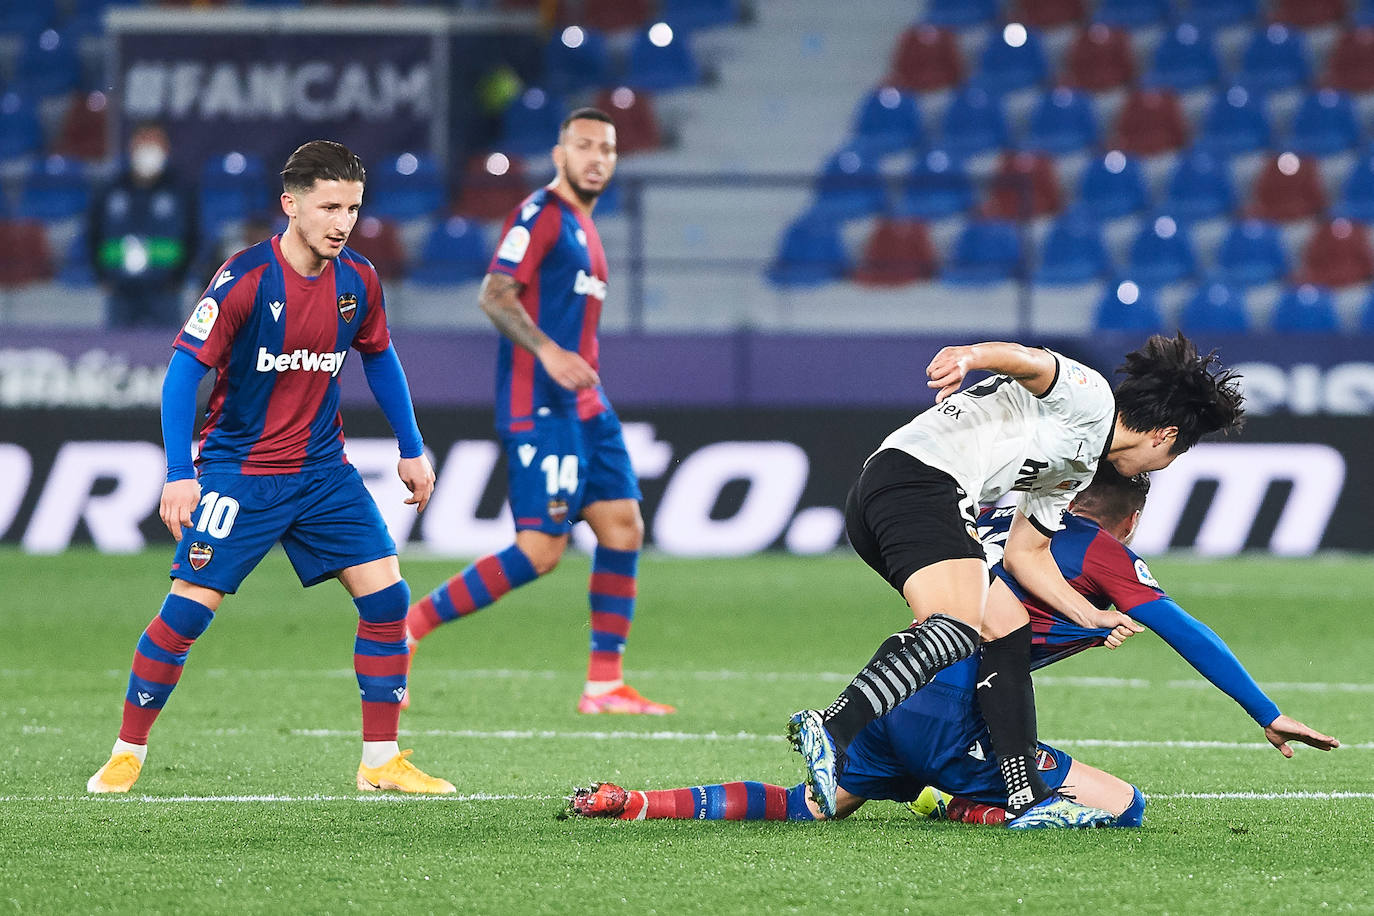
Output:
[877, 351, 1115, 534]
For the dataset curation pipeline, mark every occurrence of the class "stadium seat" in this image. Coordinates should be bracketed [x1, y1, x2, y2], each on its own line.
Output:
[1113, 89, 1189, 155]
[1271, 0, 1346, 27]
[624, 23, 701, 91]
[1323, 27, 1374, 93]
[56, 227, 95, 286]
[1078, 150, 1149, 218]
[1271, 283, 1342, 332]
[51, 90, 109, 160]
[1338, 149, 1374, 222]
[923, 0, 997, 29]
[851, 217, 938, 286]
[407, 217, 490, 286]
[896, 148, 974, 219]
[17, 28, 83, 98]
[1238, 24, 1310, 93]
[1063, 24, 1135, 91]
[0, 220, 54, 286]
[1162, 149, 1235, 221]
[1287, 90, 1361, 157]
[16, 155, 89, 222]
[1025, 87, 1099, 154]
[199, 152, 270, 237]
[1093, 0, 1170, 28]
[1196, 85, 1272, 156]
[973, 24, 1049, 93]
[940, 86, 1008, 157]
[1145, 23, 1221, 92]
[1127, 214, 1196, 285]
[0, 0, 56, 35]
[660, 0, 740, 31]
[1034, 208, 1109, 284]
[850, 86, 924, 156]
[0, 91, 43, 162]
[1010, 0, 1086, 30]
[595, 87, 662, 155]
[1214, 219, 1288, 286]
[767, 212, 849, 286]
[1296, 217, 1374, 288]
[368, 152, 445, 220]
[1177, 0, 1257, 29]
[500, 88, 568, 157]
[813, 147, 887, 219]
[983, 151, 1062, 219]
[347, 216, 406, 281]
[544, 26, 614, 92]
[942, 219, 1024, 284]
[580, 0, 653, 32]
[886, 25, 965, 92]
[1359, 288, 1374, 332]
[1094, 279, 1163, 331]
[452, 153, 532, 221]
[1248, 153, 1327, 222]
[1180, 281, 1250, 333]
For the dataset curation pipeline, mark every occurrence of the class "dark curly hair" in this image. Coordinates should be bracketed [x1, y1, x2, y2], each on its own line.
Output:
[1115, 331, 1245, 454]
[1072, 462, 1152, 527]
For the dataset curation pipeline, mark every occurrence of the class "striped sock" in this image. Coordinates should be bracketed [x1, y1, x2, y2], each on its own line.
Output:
[619, 782, 812, 821]
[587, 546, 637, 685]
[407, 545, 538, 641]
[119, 594, 215, 745]
[355, 581, 411, 742]
[947, 796, 1007, 826]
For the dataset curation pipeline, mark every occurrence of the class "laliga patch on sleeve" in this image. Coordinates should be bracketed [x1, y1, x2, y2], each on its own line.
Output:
[1134, 558, 1159, 588]
[497, 225, 531, 264]
[184, 297, 219, 341]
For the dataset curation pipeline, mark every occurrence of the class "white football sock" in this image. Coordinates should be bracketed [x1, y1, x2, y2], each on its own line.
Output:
[112, 739, 147, 764]
[362, 740, 401, 769]
[584, 679, 624, 696]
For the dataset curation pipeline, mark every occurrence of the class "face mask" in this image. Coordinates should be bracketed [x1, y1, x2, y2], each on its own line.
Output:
[131, 143, 167, 180]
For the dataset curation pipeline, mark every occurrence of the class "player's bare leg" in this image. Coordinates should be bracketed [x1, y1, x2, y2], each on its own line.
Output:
[911, 761, 1144, 827]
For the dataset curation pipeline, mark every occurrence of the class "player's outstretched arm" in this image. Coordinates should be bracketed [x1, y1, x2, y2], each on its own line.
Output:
[926, 342, 1057, 402]
[159, 349, 212, 541]
[479, 272, 598, 390]
[1263, 714, 1340, 757]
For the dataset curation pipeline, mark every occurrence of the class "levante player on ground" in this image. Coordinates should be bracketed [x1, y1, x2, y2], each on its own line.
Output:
[86, 141, 454, 795]
[568, 466, 1338, 824]
[405, 108, 673, 715]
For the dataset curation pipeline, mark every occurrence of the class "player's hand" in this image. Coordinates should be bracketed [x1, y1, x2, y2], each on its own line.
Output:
[1263, 714, 1340, 758]
[926, 345, 978, 402]
[538, 342, 600, 391]
[1089, 610, 1144, 648]
[159, 478, 201, 542]
[398, 454, 435, 514]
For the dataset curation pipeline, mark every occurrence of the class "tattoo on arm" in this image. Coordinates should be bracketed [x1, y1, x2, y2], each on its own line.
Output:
[480, 273, 549, 355]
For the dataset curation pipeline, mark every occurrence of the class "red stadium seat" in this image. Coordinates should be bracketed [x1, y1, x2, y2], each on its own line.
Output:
[0, 220, 54, 286]
[1011, 0, 1087, 29]
[595, 87, 663, 155]
[577, 0, 652, 32]
[1112, 89, 1189, 155]
[886, 25, 964, 92]
[982, 151, 1063, 219]
[1296, 217, 1374, 287]
[51, 90, 109, 160]
[452, 154, 533, 222]
[347, 216, 406, 281]
[1063, 24, 1135, 91]
[1323, 28, 1374, 93]
[1272, 0, 1346, 27]
[851, 218, 938, 286]
[1248, 153, 1327, 222]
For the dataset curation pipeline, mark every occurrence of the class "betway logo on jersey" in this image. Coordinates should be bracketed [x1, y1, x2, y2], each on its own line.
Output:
[255, 347, 348, 377]
[573, 270, 607, 299]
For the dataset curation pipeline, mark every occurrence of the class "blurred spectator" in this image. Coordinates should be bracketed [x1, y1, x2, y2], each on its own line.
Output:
[88, 123, 198, 328]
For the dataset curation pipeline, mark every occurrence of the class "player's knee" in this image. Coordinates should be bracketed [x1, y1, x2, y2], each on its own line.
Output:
[515, 533, 567, 575]
[354, 580, 410, 624]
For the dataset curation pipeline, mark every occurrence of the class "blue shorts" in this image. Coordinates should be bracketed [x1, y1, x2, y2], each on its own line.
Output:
[838, 657, 1074, 805]
[169, 463, 397, 593]
[502, 408, 641, 535]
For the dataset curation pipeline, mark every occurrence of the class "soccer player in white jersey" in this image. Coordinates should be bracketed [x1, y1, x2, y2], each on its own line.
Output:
[788, 333, 1245, 827]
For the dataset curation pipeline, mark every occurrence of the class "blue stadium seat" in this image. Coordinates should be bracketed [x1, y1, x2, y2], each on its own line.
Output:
[973, 24, 1049, 93]
[1238, 24, 1310, 92]
[1214, 219, 1288, 286]
[942, 219, 1023, 284]
[18, 28, 83, 97]
[16, 155, 89, 221]
[1077, 150, 1148, 218]
[1180, 280, 1250, 332]
[500, 88, 567, 157]
[940, 86, 1008, 157]
[0, 0, 55, 35]
[1034, 209, 1109, 284]
[850, 86, 924, 155]
[1338, 148, 1374, 222]
[1094, 0, 1171, 28]
[1127, 214, 1196, 285]
[624, 23, 701, 91]
[923, 0, 997, 28]
[368, 152, 444, 220]
[1288, 89, 1362, 156]
[1360, 287, 1374, 331]
[1025, 87, 1099, 154]
[1196, 85, 1273, 156]
[56, 227, 95, 286]
[0, 91, 43, 162]
[768, 212, 850, 286]
[1178, 0, 1257, 29]
[896, 148, 974, 219]
[660, 0, 740, 30]
[408, 217, 489, 286]
[544, 26, 614, 92]
[1162, 149, 1234, 221]
[1095, 280, 1163, 330]
[812, 147, 887, 219]
[199, 152, 270, 236]
[1272, 283, 1341, 332]
[1146, 23, 1221, 91]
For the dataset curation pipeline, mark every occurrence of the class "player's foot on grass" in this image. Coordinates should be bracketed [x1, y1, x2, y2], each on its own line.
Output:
[86, 751, 142, 794]
[566, 783, 630, 818]
[787, 709, 838, 818]
[356, 750, 455, 794]
[907, 786, 952, 820]
[577, 685, 676, 715]
[1006, 793, 1114, 829]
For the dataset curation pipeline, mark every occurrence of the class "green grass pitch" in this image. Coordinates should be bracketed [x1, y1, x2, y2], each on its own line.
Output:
[2, 548, 1371, 914]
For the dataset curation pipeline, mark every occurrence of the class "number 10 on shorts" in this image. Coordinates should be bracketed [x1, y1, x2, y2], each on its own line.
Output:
[195, 491, 240, 539]
[540, 454, 579, 496]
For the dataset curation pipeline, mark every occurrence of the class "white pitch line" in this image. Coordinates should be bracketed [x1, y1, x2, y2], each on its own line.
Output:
[1150, 791, 1374, 800]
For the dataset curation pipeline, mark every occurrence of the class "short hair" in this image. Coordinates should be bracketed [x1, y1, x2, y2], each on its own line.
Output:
[1114, 331, 1245, 454]
[559, 107, 615, 139]
[1072, 462, 1151, 527]
[281, 140, 366, 193]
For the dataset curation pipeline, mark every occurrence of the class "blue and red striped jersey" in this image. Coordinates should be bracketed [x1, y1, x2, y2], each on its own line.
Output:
[978, 506, 1168, 669]
[172, 234, 391, 475]
[488, 186, 611, 433]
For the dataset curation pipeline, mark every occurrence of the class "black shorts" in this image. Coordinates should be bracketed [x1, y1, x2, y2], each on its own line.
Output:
[844, 448, 987, 593]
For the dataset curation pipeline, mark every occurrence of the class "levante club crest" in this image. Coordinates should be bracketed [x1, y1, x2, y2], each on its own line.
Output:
[188, 542, 214, 571]
[337, 293, 357, 323]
